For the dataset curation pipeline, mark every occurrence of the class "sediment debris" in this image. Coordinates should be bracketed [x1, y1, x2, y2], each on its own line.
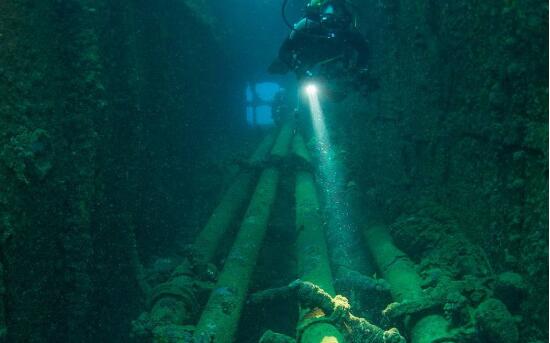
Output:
[367, 203, 522, 343]
[256, 280, 405, 343]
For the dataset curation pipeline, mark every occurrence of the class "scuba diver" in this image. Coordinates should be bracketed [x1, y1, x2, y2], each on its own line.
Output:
[269, 0, 370, 100]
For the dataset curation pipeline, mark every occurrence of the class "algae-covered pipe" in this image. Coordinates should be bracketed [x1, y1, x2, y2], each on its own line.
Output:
[193, 131, 277, 262]
[293, 134, 335, 295]
[363, 225, 453, 343]
[193, 122, 294, 343]
[145, 132, 277, 342]
[292, 133, 345, 343]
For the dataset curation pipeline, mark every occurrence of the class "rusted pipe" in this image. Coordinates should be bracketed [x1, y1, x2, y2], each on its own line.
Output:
[193, 122, 294, 343]
[193, 131, 277, 262]
[363, 224, 454, 343]
[292, 133, 344, 343]
[134, 132, 277, 342]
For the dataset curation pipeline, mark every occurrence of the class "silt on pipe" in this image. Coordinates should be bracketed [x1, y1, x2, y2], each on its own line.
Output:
[363, 224, 454, 343]
[146, 132, 277, 342]
[193, 122, 294, 342]
[193, 131, 277, 262]
[293, 133, 345, 343]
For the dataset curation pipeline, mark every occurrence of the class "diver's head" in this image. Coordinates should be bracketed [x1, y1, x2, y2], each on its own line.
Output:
[306, 0, 352, 29]
[306, 0, 328, 19]
[308, 0, 323, 7]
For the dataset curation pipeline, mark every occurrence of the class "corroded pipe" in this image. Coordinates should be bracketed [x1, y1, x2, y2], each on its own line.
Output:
[292, 133, 344, 343]
[193, 131, 277, 262]
[255, 279, 404, 343]
[363, 224, 453, 343]
[137, 132, 277, 342]
[193, 122, 294, 343]
[245, 134, 402, 343]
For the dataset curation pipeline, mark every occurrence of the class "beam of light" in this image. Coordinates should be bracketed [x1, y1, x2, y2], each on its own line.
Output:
[305, 83, 318, 96]
[305, 86, 328, 151]
[306, 89, 366, 275]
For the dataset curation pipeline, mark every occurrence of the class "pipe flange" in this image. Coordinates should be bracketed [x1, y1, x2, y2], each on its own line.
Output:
[171, 264, 195, 278]
[150, 279, 199, 312]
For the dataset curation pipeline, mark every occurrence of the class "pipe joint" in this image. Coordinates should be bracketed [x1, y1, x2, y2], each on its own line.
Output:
[150, 278, 199, 311]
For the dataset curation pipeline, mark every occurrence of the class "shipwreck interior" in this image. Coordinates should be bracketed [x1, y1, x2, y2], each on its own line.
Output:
[0, 0, 547, 343]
